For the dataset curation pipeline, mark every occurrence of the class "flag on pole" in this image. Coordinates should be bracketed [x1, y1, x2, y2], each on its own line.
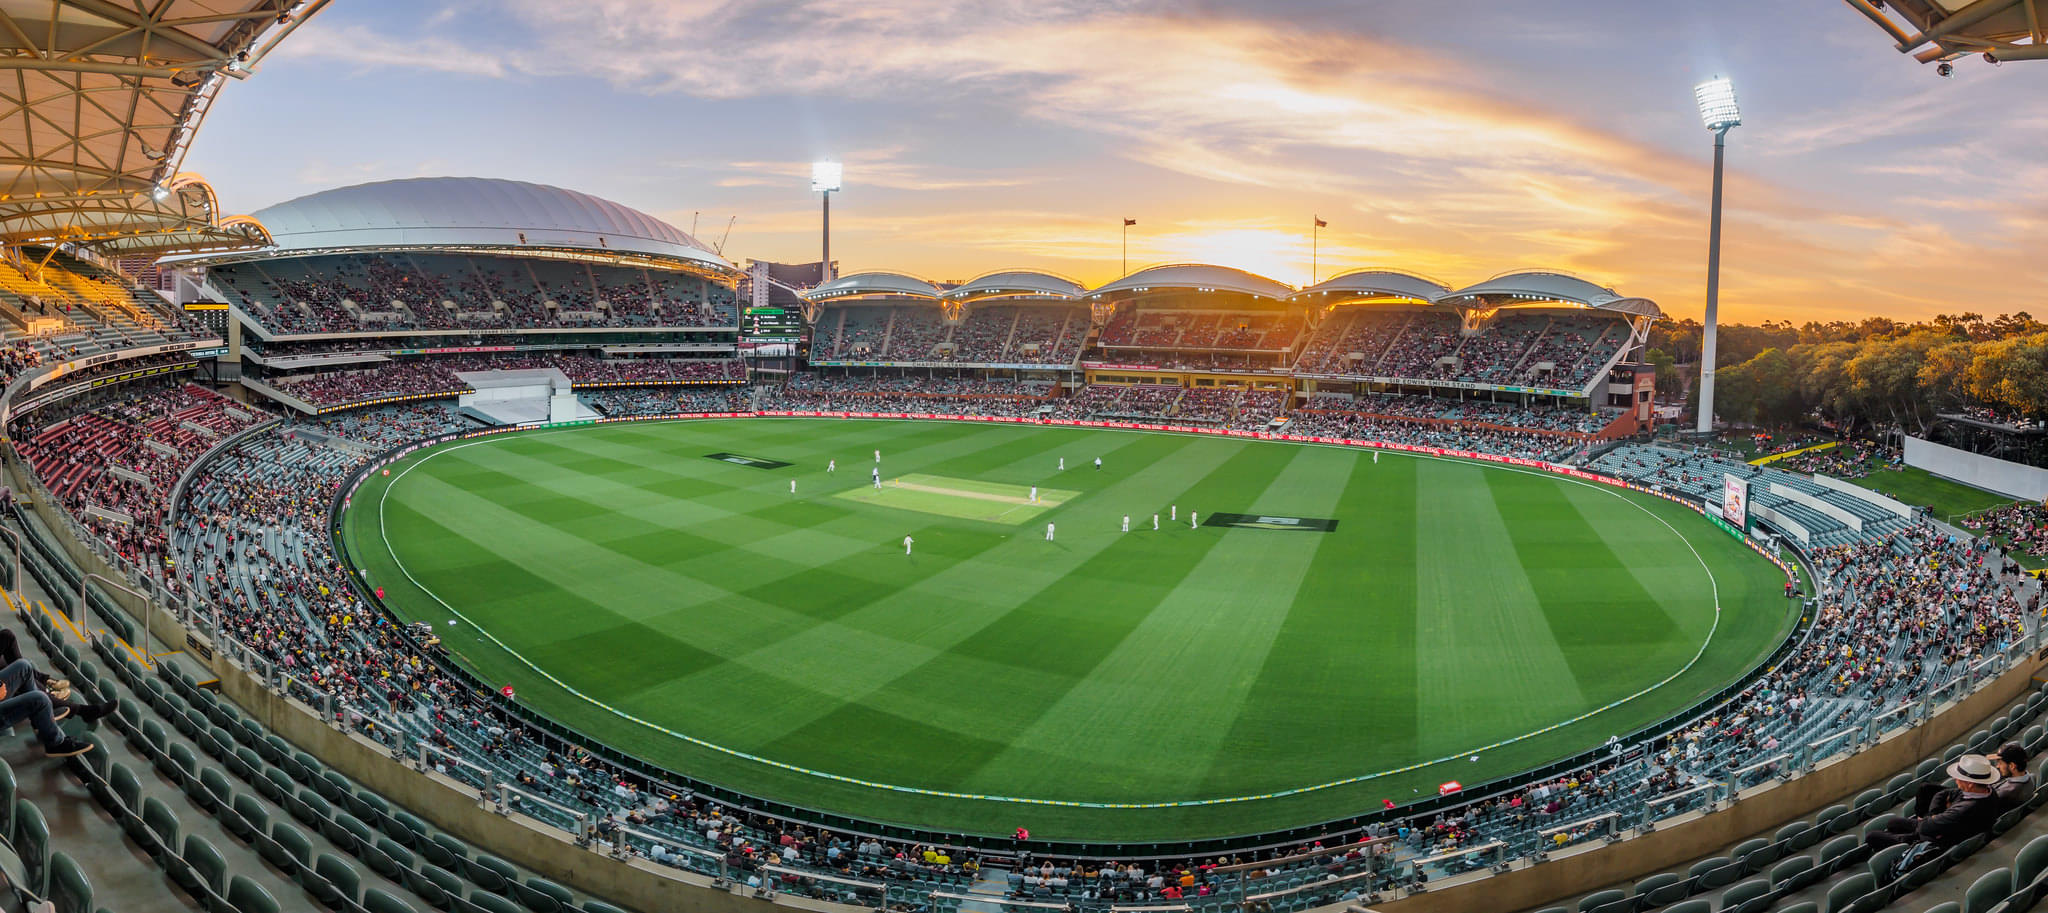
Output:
[1314, 216, 1327, 228]
[1123, 218, 1137, 227]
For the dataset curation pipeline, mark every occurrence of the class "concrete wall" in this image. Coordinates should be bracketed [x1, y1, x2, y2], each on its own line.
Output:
[203, 638, 864, 913]
[1350, 655, 2045, 913]
[1905, 435, 2048, 503]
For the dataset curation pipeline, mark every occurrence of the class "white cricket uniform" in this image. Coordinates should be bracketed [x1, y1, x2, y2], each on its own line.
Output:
[829, 460, 836, 472]
[1191, 512, 1198, 528]
[874, 450, 880, 462]
[790, 480, 796, 494]
[1121, 516, 1129, 532]
[872, 468, 881, 488]
[1152, 515, 1159, 530]
[1030, 486, 1038, 503]
[1045, 523, 1055, 541]
[904, 536, 913, 555]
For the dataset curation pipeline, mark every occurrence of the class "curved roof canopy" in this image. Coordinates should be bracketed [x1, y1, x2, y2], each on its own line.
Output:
[1089, 264, 1293, 301]
[944, 270, 1083, 301]
[803, 271, 941, 302]
[229, 177, 731, 273]
[0, 0, 319, 254]
[1440, 270, 1662, 318]
[1290, 269, 1449, 304]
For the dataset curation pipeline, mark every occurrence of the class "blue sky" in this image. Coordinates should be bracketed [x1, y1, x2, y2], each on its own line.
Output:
[185, 0, 2048, 323]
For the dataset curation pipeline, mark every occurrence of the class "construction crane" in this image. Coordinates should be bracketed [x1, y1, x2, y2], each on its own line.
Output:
[712, 216, 737, 256]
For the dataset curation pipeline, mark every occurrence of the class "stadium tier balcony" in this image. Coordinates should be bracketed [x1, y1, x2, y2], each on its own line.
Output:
[209, 254, 738, 336]
[262, 354, 745, 408]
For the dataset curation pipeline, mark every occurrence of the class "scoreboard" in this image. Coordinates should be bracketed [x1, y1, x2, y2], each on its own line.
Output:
[742, 305, 804, 343]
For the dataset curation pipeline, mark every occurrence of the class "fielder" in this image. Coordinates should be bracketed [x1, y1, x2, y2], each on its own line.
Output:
[1030, 486, 1039, 503]
[828, 459, 836, 472]
[1152, 514, 1159, 530]
[790, 479, 797, 495]
[904, 535, 913, 555]
[1373, 451, 1379, 465]
[1045, 522, 1056, 541]
[1121, 515, 1129, 532]
[1191, 511, 1199, 529]
[874, 449, 880, 463]
[1058, 457, 1066, 471]
[872, 467, 881, 488]
[1094, 456, 1102, 471]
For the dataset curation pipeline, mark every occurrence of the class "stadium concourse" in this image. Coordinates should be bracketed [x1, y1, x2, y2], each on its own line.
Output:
[0, 180, 2042, 913]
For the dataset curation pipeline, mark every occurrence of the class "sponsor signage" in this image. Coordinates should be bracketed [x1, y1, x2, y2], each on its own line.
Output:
[703, 452, 792, 469]
[1203, 513, 1339, 532]
[1722, 474, 1750, 533]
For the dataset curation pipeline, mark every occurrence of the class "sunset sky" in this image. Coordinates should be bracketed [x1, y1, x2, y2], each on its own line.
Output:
[187, 0, 2048, 325]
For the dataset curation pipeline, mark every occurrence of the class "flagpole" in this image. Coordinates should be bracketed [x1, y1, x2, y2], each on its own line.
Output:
[1122, 221, 1128, 277]
[1311, 217, 1319, 286]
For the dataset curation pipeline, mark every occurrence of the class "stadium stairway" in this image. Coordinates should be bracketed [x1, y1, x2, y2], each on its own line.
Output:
[1, 569, 628, 913]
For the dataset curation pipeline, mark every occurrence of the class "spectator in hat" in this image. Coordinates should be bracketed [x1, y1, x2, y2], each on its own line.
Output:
[1867, 754, 2004, 848]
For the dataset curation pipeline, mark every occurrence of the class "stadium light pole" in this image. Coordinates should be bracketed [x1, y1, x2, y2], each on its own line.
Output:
[813, 162, 842, 286]
[1692, 77, 1740, 435]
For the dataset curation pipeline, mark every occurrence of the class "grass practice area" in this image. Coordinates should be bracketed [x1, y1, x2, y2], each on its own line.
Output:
[344, 418, 1796, 841]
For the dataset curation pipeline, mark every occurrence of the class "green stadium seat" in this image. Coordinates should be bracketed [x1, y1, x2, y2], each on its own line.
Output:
[141, 796, 180, 855]
[229, 791, 268, 841]
[367, 888, 421, 913]
[2013, 834, 2048, 893]
[1721, 878, 1770, 913]
[1870, 844, 1909, 882]
[47, 851, 90, 913]
[229, 875, 281, 913]
[1825, 873, 1875, 913]
[470, 892, 524, 913]
[198, 765, 234, 811]
[182, 833, 228, 899]
[1963, 867, 2011, 913]
[14, 800, 50, 897]
[1632, 872, 1683, 904]
[265, 821, 313, 878]
[0, 758, 15, 837]
[404, 864, 462, 910]
[1773, 855, 1819, 892]
[226, 745, 260, 781]
[1922, 903, 1960, 913]
[513, 878, 572, 913]
[464, 854, 517, 895]
[1661, 902, 1709, 913]
[259, 766, 296, 803]
[311, 853, 363, 910]
[371, 837, 416, 879]
[419, 833, 464, 870]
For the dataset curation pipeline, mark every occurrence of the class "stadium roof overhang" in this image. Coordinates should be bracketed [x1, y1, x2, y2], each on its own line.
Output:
[1438, 270, 1663, 319]
[1846, 0, 2048, 63]
[0, 0, 321, 256]
[1087, 264, 1294, 302]
[1288, 269, 1450, 306]
[943, 269, 1083, 302]
[802, 270, 942, 302]
[167, 176, 739, 281]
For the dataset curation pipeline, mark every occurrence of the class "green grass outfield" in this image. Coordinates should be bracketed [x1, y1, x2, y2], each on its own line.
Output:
[342, 418, 1797, 841]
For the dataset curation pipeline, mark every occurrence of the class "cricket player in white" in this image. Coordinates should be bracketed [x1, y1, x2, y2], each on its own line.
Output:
[903, 535, 913, 555]
[1094, 456, 1102, 471]
[1045, 522, 1055, 541]
[1191, 511, 1198, 528]
[828, 459, 836, 472]
[1152, 514, 1159, 530]
[1121, 515, 1129, 532]
[1058, 457, 1065, 470]
[1030, 486, 1038, 503]
[790, 479, 797, 495]
[1171, 505, 1177, 521]
[1373, 451, 1379, 464]
[872, 467, 881, 488]
[874, 449, 880, 462]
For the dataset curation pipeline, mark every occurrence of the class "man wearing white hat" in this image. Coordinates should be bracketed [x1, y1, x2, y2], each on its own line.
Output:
[1866, 753, 2004, 849]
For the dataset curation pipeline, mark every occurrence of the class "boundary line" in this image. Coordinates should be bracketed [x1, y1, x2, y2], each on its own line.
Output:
[360, 419, 1753, 811]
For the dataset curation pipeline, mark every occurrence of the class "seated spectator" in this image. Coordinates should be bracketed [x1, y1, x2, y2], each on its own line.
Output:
[0, 658, 97, 757]
[1995, 742, 2034, 806]
[1866, 754, 2003, 848]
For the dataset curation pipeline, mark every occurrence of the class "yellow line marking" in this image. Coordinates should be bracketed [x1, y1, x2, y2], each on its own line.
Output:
[1750, 441, 1836, 466]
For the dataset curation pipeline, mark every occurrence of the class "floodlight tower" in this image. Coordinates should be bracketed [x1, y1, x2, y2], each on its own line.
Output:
[1692, 77, 1740, 435]
[812, 161, 842, 286]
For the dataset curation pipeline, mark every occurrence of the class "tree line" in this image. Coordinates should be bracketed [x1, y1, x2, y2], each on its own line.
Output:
[1640, 313, 2048, 433]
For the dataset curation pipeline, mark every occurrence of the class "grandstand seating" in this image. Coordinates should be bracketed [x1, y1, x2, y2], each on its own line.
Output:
[5, 360, 2038, 913]
[1292, 308, 1630, 391]
[814, 304, 1087, 366]
[208, 254, 738, 336]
